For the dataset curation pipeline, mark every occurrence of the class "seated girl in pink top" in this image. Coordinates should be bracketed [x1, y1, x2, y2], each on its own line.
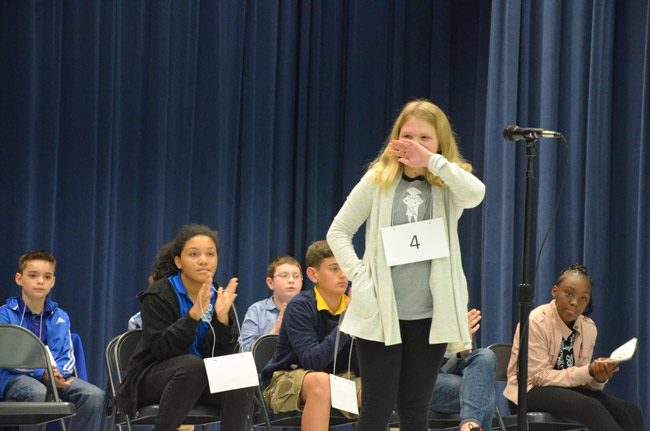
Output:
[504, 264, 643, 431]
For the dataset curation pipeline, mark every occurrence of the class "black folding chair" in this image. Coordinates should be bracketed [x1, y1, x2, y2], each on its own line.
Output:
[108, 329, 222, 431]
[388, 410, 462, 430]
[100, 334, 121, 431]
[251, 333, 357, 430]
[488, 343, 585, 431]
[0, 324, 76, 430]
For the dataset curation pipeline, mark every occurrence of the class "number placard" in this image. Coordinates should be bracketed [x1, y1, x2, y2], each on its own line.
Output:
[204, 352, 259, 393]
[329, 374, 359, 415]
[380, 218, 449, 266]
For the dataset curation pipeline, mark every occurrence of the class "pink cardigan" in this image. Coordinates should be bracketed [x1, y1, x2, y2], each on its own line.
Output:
[504, 300, 605, 404]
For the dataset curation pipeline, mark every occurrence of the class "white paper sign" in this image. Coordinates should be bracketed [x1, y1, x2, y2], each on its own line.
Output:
[603, 337, 637, 363]
[329, 374, 358, 415]
[45, 346, 57, 367]
[204, 352, 259, 393]
[380, 218, 449, 267]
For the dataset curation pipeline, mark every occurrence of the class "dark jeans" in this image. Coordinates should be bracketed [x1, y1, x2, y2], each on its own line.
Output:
[139, 354, 252, 431]
[354, 318, 447, 431]
[526, 386, 644, 431]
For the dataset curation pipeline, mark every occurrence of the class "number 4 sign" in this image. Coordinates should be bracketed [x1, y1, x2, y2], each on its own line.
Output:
[380, 218, 450, 267]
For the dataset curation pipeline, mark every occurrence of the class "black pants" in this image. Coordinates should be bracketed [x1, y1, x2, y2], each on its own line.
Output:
[526, 386, 644, 431]
[355, 318, 447, 431]
[139, 354, 252, 431]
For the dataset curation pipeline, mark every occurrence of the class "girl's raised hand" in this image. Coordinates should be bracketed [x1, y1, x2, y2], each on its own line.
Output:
[189, 272, 214, 321]
[467, 308, 481, 335]
[215, 277, 238, 325]
[389, 139, 434, 168]
[271, 303, 287, 334]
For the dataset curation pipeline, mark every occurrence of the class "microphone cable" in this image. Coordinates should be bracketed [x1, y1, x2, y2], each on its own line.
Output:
[532, 134, 570, 289]
[332, 311, 355, 379]
[198, 286, 218, 358]
[198, 284, 244, 357]
[512, 134, 569, 376]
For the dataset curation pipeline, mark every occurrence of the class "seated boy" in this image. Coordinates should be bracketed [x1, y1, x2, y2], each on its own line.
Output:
[430, 309, 496, 431]
[238, 255, 303, 352]
[0, 251, 105, 430]
[261, 240, 360, 431]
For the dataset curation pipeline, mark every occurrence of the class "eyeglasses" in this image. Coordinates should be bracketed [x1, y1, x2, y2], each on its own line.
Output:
[272, 273, 303, 281]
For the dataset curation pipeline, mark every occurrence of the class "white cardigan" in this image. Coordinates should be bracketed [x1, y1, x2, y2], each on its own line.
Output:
[327, 154, 485, 352]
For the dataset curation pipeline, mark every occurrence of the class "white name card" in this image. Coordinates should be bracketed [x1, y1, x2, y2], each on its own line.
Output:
[329, 374, 358, 415]
[380, 218, 449, 266]
[204, 352, 259, 393]
[604, 337, 637, 364]
[45, 346, 57, 367]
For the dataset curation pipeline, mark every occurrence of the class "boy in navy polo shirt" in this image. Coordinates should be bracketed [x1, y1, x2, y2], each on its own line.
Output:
[261, 240, 360, 431]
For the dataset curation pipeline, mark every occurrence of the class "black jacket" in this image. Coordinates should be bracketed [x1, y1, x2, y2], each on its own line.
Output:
[118, 277, 238, 415]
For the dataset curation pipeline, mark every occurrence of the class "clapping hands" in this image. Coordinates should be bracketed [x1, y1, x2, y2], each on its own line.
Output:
[214, 277, 238, 325]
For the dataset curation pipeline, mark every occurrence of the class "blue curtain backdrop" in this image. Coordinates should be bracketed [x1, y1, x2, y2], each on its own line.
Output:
[0, 0, 647, 417]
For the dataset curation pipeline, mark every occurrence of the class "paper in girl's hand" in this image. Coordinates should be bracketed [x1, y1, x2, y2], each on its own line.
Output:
[603, 337, 637, 363]
[44, 346, 57, 367]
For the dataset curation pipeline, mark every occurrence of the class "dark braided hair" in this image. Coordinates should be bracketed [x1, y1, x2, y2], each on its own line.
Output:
[555, 263, 593, 316]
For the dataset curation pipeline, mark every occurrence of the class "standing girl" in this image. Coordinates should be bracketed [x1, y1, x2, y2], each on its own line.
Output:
[119, 224, 251, 431]
[504, 264, 644, 430]
[327, 100, 485, 431]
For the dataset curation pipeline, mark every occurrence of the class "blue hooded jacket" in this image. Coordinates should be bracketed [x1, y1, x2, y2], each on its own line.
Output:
[0, 296, 75, 399]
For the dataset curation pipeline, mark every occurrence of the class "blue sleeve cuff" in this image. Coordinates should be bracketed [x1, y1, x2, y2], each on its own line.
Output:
[33, 368, 46, 381]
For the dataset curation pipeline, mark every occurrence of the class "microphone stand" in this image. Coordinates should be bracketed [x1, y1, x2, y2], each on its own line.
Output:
[516, 137, 539, 431]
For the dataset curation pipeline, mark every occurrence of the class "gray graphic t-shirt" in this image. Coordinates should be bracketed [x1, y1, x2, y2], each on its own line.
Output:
[390, 175, 434, 320]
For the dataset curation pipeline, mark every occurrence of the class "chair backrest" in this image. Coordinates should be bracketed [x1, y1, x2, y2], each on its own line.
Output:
[71, 332, 88, 380]
[0, 324, 52, 369]
[0, 324, 62, 402]
[114, 329, 143, 383]
[487, 343, 512, 382]
[0, 325, 76, 429]
[251, 334, 278, 372]
[104, 334, 122, 398]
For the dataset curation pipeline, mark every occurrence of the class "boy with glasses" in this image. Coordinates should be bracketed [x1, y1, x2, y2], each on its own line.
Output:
[238, 256, 303, 352]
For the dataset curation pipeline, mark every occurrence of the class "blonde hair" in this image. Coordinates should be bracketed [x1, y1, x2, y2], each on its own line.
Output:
[368, 100, 472, 190]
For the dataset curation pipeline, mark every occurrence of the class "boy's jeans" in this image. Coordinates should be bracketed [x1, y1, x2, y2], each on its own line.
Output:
[430, 348, 497, 430]
[4, 374, 105, 431]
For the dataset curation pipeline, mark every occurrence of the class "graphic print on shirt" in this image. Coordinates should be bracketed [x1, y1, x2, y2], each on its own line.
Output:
[402, 187, 424, 223]
[554, 330, 577, 370]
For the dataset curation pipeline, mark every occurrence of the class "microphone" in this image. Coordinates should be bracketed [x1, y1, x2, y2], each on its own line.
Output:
[503, 125, 562, 142]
